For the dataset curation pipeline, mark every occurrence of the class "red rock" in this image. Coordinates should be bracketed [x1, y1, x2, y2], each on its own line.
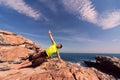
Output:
[85, 56, 120, 78]
[0, 58, 115, 80]
[0, 30, 43, 62]
[0, 30, 115, 80]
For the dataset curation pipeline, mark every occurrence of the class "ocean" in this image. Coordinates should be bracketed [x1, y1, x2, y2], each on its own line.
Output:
[60, 53, 120, 66]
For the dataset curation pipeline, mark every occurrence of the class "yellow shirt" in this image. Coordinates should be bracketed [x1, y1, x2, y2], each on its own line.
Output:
[46, 41, 59, 57]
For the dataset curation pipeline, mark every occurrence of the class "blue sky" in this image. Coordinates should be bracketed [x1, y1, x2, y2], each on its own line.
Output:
[0, 0, 120, 53]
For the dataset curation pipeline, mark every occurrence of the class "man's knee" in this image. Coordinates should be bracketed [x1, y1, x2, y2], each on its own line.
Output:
[28, 55, 33, 61]
[31, 58, 45, 67]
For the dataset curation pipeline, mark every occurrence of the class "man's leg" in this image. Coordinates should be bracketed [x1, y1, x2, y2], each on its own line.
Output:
[12, 59, 31, 69]
[31, 53, 41, 60]
[15, 57, 45, 69]
[30, 50, 46, 59]
[31, 57, 45, 67]
[15, 61, 32, 69]
[20, 59, 30, 65]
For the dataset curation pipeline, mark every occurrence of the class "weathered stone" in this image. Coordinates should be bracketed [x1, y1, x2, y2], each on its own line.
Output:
[85, 56, 120, 79]
[0, 30, 116, 80]
[0, 30, 43, 62]
[0, 58, 114, 80]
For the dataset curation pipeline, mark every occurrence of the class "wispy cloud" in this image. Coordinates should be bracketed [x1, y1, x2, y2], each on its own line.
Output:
[56, 34, 99, 43]
[73, 36, 99, 43]
[0, 0, 41, 20]
[112, 39, 120, 45]
[54, 28, 99, 43]
[98, 10, 120, 30]
[62, 0, 120, 30]
[62, 0, 98, 24]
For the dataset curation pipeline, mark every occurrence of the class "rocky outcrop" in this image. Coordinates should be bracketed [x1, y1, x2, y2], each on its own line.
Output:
[0, 30, 43, 62]
[0, 58, 115, 80]
[0, 30, 116, 80]
[85, 56, 120, 78]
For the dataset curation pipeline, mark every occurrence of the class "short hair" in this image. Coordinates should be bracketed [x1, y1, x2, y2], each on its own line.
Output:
[58, 44, 62, 48]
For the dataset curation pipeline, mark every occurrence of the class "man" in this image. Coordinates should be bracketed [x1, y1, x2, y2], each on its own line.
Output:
[13, 30, 62, 69]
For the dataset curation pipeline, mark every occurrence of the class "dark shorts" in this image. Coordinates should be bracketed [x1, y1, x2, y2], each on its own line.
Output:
[28, 51, 48, 67]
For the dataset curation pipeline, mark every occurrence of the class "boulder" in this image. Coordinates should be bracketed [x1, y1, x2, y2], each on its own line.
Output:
[0, 30, 115, 80]
[85, 56, 120, 78]
[0, 30, 43, 62]
[0, 58, 115, 80]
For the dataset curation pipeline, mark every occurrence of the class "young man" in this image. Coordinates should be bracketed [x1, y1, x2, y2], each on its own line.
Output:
[13, 30, 62, 69]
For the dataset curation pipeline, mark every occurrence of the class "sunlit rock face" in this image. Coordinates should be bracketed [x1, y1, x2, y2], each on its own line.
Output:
[0, 30, 115, 80]
[0, 30, 43, 62]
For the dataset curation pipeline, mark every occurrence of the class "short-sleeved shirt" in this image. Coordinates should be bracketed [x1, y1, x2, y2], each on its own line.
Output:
[46, 41, 59, 57]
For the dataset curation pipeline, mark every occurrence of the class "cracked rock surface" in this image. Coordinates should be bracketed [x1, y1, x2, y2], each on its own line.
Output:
[0, 58, 115, 80]
[85, 56, 120, 79]
[0, 30, 116, 80]
[0, 30, 43, 62]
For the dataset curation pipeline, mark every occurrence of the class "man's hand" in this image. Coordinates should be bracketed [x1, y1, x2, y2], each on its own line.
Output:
[48, 30, 52, 34]
[57, 52, 63, 63]
[59, 59, 64, 63]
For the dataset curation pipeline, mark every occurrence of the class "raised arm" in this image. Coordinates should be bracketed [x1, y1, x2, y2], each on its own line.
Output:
[48, 30, 55, 43]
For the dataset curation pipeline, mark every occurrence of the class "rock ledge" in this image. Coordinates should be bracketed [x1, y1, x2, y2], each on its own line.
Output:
[0, 58, 115, 80]
[85, 56, 120, 79]
[0, 30, 116, 80]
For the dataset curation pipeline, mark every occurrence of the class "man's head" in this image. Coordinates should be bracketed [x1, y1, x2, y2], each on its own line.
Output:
[57, 44, 62, 49]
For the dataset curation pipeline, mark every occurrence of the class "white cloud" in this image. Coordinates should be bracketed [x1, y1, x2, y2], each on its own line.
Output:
[62, 0, 98, 24]
[112, 39, 119, 42]
[73, 36, 98, 42]
[56, 35, 99, 43]
[55, 28, 100, 43]
[98, 11, 120, 30]
[62, 0, 120, 30]
[0, 0, 41, 20]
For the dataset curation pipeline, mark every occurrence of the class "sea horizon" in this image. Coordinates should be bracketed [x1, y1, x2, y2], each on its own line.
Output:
[61, 52, 120, 54]
[59, 53, 120, 66]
